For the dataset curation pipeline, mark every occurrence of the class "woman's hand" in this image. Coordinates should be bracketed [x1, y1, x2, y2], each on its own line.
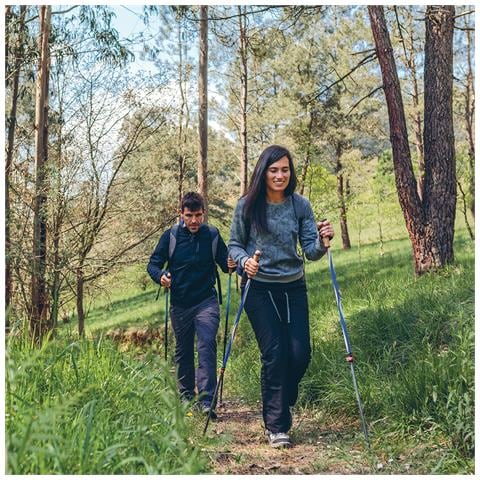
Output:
[244, 256, 259, 278]
[317, 220, 334, 240]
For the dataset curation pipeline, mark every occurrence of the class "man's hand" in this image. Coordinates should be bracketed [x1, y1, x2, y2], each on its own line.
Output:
[317, 220, 334, 240]
[160, 272, 171, 288]
[227, 256, 236, 271]
[244, 256, 259, 278]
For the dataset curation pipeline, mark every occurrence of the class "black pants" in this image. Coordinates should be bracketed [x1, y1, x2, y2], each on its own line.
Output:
[244, 277, 311, 433]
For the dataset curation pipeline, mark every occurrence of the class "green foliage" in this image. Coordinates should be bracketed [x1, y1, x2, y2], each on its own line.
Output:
[6, 335, 208, 474]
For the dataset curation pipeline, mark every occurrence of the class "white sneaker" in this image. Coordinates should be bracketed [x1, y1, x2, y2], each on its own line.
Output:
[265, 429, 292, 448]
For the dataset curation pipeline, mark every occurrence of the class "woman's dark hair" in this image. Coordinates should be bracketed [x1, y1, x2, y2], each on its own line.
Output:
[243, 145, 297, 234]
[181, 192, 204, 212]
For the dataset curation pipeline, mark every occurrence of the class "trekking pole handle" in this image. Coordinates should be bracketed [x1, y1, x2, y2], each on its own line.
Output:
[164, 272, 171, 292]
[319, 218, 331, 249]
[245, 250, 262, 279]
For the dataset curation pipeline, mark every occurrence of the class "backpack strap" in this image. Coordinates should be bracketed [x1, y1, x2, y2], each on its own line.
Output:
[168, 224, 180, 260]
[208, 225, 219, 259]
[292, 193, 306, 267]
[292, 193, 302, 229]
[207, 225, 222, 304]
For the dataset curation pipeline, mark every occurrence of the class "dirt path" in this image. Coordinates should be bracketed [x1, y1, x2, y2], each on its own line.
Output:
[202, 400, 374, 475]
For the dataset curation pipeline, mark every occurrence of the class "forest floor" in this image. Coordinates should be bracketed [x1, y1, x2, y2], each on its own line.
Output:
[199, 399, 394, 475]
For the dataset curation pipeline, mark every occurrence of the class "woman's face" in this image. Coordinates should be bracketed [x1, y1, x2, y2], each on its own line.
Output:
[265, 156, 291, 196]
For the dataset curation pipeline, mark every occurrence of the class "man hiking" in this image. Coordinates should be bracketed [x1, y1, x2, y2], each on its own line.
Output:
[147, 192, 235, 418]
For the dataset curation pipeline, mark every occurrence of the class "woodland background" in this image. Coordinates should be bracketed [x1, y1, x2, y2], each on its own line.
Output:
[4, 4, 475, 474]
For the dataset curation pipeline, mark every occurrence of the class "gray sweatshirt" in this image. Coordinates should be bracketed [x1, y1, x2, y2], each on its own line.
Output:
[228, 193, 326, 283]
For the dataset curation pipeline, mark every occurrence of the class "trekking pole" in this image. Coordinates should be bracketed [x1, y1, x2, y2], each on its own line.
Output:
[203, 250, 261, 435]
[163, 273, 171, 363]
[219, 264, 234, 405]
[321, 230, 370, 449]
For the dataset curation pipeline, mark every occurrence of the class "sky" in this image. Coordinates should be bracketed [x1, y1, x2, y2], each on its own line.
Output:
[111, 5, 158, 74]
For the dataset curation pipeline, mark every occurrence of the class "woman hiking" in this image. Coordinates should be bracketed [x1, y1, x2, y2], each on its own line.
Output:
[228, 144, 334, 448]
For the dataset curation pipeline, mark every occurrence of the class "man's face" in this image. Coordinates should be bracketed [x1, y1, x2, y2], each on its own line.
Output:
[181, 207, 204, 233]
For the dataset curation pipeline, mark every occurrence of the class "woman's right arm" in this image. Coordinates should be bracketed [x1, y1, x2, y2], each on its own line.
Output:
[228, 200, 250, 270]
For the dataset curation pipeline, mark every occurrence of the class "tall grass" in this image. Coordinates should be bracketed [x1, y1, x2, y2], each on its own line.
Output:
[6, 334, 208, 474]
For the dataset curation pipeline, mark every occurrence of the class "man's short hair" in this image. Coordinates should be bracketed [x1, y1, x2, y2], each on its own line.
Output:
[181, 192, 205, 212]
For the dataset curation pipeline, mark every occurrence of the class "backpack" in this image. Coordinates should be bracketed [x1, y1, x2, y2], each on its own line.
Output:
[167, 223, 223, 304]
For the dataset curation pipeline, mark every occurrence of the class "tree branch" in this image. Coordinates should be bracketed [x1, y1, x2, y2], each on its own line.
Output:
[347, 85, 383, 115]
[453, 10, 474, 19]
[25, 5, 79, 24]
[84, 218, 176, 283]
[311, 52, 377, 103]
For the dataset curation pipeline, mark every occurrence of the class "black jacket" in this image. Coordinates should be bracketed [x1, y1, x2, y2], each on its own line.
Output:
[147, 223, 229, 308]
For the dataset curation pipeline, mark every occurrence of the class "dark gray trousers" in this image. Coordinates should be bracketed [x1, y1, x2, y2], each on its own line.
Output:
[170, 295, 220, 406]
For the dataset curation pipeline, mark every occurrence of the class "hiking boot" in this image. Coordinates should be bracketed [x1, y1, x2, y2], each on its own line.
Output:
[265, 430, 291, 448]
[201, 404, 218, 420]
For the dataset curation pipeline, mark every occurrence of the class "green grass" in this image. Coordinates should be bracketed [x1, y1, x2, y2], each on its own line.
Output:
[77, 265, 163, 334]
[6, 334, 209, 474]
[7, 227, 474, 474]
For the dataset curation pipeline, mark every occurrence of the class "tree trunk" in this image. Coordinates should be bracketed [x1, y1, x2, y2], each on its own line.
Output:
[50, 268, 61, 329]
[198, 5, 208, 220]
[5, 6, 27, 326]
[368, 5, 456, 276]
[422, 5, 456, 267]
[337, 173, 351, 250]
[76, 267, 85, 336]
[464, 16, 475, 218]
[335, 148, 351, 249]
[5, 5, 12, 87]
[31, 5, 52, 340]
[457, 181, 474, 240]
[239, 5, 248, 196]
[177, 20, 187, 211]
[299, 111, 314, 196]
[299, 156, 310, 197]
[50, 197, 64, 328]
